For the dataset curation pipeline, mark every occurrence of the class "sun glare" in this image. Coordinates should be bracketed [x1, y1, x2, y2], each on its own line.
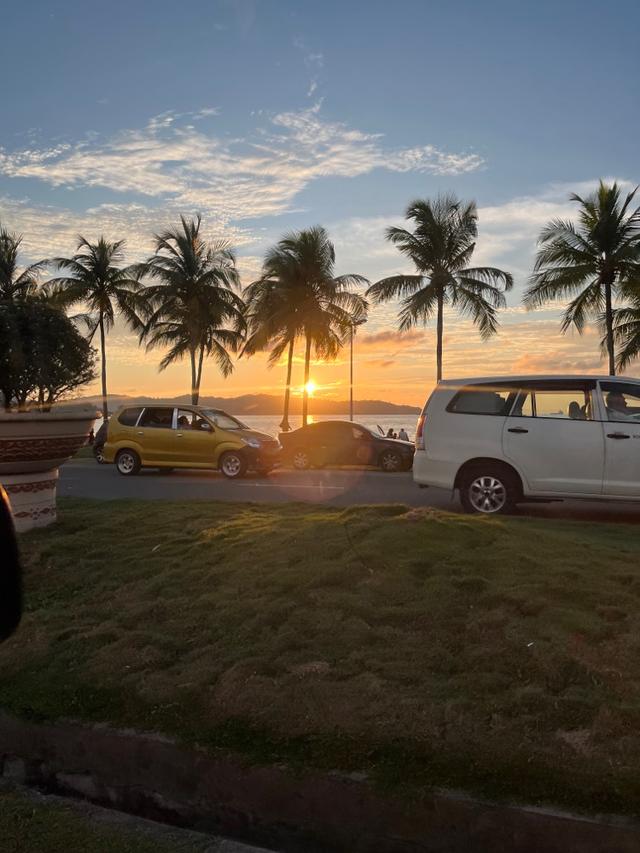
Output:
[304, 380, 317, 396]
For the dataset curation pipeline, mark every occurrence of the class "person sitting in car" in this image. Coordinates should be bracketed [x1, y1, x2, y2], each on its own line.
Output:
[606, 391, 637, 421]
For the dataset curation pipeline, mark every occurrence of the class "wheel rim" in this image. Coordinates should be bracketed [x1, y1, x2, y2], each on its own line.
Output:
[468, 475, 507, 513]
[118, 452, 135, 474]
[293, 451, 309, 469]
[222, 454, 242, 477]
[381, 451, 400, 471]
[96, 450, 104, 463]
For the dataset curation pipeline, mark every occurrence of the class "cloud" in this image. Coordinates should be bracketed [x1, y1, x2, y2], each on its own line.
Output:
[0, 106, 484, 230]
[360, 329, 425, 348]
[511, 351, 604, 373]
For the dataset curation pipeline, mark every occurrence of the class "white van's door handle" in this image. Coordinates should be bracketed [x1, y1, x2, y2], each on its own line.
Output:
[508, 427, 528, 434]
[607, 432, 631, 439]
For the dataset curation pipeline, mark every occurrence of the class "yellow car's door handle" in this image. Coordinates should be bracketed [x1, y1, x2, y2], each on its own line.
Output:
[176, 432, 183, 437]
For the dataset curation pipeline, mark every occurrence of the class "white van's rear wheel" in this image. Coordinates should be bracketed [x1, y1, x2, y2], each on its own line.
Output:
[459, 466, 518, 515]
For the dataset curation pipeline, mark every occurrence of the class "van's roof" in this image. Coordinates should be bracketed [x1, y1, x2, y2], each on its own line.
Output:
[439, 374, 639, 386]
[117, 402, 227, 412]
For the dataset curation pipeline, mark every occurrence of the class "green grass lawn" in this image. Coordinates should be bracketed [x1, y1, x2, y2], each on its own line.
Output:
[0, 785, 211, 853]
[4, 499, 640, 816]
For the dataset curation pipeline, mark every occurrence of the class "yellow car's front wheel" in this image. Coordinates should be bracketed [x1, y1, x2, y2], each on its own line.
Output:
[219, 450, 247, 479]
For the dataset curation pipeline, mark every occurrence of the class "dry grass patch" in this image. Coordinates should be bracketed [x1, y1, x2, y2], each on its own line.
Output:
[3, 499, 640, 815]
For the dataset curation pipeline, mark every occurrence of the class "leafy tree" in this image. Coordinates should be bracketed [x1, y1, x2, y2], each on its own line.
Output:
[0, 302, 96, 410]
[0, 223, 46, 301]
[244, 227, 368, 428]
[136, 216, 245, 405]
[524, 182, 640, 375]
[367, 195, 513, 382]
[48, 237, 143, 420]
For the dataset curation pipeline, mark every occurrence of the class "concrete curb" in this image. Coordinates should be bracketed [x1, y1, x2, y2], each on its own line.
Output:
[0, 779, 276, 852]
[0, 712, 638, 853]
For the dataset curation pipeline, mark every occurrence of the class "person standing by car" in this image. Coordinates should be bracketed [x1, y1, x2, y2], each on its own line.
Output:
[398, 427, 409, 441]
[93, 419, 109, 464]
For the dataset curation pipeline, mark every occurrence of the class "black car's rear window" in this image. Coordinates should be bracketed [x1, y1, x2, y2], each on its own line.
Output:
[117, 407, 143, 426]
[447, 385, 513, 416]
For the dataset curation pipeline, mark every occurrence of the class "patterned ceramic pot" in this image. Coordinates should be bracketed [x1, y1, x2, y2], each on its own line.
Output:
[0, 405, 97, 532]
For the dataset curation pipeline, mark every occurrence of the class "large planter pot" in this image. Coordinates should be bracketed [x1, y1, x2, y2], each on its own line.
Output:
[0, 405, 97, 532]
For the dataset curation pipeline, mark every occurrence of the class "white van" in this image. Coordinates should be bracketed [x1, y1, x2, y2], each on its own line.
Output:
[413, 375, 640, 514]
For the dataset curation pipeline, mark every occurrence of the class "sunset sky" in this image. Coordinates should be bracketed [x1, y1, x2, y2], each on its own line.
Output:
[2, 0, 639, 406]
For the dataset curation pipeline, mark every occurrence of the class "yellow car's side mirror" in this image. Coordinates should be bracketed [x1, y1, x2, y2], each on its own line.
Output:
[0, 486, 22, 642]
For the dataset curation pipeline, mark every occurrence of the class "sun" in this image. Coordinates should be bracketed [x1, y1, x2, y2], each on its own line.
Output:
[304, 380, 317, 396]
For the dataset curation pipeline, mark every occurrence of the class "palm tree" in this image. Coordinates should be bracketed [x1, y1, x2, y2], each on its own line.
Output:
[367, 195, 513, 382]
[524, 181, 640, 375]
[611, 284, 640, 371]
[0, 224, 47, 301]
[48, 237, 143, 420]
[244, 227, 368, 428]
[243, 274, 299, 431]
[137, 216, 245, 405]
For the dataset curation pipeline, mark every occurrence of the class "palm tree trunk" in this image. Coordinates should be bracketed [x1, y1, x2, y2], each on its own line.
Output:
[436, 290, 444, 383]
[99, 313, 108, 421]
[302, 335, 312, 427]
[604, 279, 616, 375]
[190, 348, 197, 405]
[194, 346, 205, 405]
[349, 324, 354, 422]
[280, 337, 294, 432]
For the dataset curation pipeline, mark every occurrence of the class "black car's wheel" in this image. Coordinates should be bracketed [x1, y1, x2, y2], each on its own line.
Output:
[459, 465, 518, 515]
[379, 449, 403, 472]
[94, 446, 105, 464]
[115, 449, 141, 476]
[219, 450, 247, 479]
[292, 449, 310, 470]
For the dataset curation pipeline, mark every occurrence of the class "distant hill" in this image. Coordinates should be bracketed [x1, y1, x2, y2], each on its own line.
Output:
[71, 392, 420, 416]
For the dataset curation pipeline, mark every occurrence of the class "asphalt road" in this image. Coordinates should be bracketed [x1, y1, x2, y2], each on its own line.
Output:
[59, 459, 640, 523]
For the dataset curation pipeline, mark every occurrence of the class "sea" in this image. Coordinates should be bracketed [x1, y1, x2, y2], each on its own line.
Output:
[92, 413, 419, 440]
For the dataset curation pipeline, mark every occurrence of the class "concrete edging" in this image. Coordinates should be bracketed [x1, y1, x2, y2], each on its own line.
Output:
[0, 712, 638, 853]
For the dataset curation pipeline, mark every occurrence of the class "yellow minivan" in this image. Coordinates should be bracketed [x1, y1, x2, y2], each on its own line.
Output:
[103, 404, 281, 479]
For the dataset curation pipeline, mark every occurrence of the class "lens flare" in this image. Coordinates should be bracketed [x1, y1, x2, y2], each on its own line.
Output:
[304, 380, 317, 396]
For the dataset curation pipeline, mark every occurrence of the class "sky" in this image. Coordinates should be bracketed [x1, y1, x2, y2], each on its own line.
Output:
[1, 0, 639, 406]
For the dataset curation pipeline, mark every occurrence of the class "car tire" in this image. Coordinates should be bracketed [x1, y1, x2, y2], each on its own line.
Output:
[115, 449, 141, 476]
[292, 449, 310, 470]
[459, 465, 518, 515]
[219, 450, 247, 479]
[94, 447, 105, 464]
[379, 449, 403, 472]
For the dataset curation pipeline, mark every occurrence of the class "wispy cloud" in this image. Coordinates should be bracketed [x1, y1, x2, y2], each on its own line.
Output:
[0, 105, 484, 230]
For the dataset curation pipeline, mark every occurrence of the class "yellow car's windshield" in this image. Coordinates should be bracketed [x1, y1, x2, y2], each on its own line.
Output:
[201, 410, 248, 430]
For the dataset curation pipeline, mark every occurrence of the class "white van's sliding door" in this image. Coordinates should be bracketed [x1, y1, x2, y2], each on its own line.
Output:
[503, 384, 604, 495]
[600, 381, 640, 497]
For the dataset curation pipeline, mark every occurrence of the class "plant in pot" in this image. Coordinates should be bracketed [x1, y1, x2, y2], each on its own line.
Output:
[0, 300, 98, 530]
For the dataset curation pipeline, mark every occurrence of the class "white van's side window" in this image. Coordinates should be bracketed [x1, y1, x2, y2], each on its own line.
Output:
[447, 386, 511, 416]
[601, 382, 640, 423]
[513, 388, 592, 420]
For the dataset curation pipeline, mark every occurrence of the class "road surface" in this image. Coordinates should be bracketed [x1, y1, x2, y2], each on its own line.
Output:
[59, 460, 640, 523]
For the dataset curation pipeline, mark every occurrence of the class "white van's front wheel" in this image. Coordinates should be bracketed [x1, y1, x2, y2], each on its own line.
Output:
[459, 467, 517, 515]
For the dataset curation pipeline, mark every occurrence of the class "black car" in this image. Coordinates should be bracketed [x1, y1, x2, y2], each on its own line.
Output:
[279, 421, 414, 472]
